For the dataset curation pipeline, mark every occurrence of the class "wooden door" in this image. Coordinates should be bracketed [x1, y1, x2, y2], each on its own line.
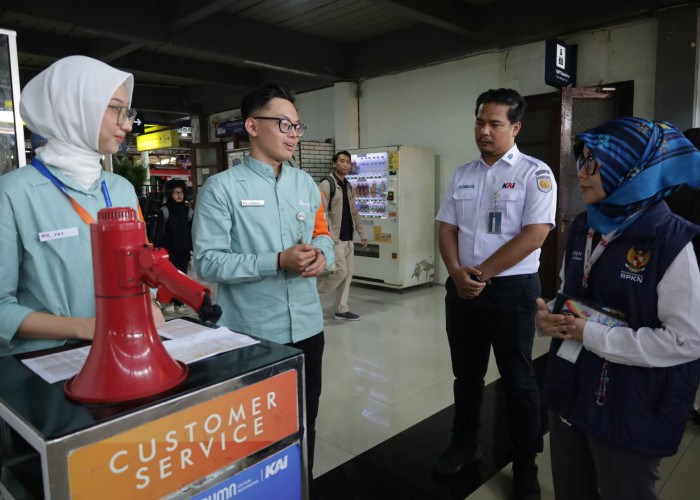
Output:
[557, 83, 634, 273]
[517, 82, 634, 298]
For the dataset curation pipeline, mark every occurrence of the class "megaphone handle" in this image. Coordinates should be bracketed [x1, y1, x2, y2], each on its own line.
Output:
[198, 290, 223, 324]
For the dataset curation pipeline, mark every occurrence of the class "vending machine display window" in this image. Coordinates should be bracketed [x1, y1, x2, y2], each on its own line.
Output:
[348, 152, 389, 219]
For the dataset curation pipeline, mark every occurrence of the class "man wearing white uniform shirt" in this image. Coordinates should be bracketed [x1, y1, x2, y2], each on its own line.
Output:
[434, 88, 557, 500]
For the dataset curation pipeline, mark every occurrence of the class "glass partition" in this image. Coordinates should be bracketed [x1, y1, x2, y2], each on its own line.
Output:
[0, 29, 24, 176]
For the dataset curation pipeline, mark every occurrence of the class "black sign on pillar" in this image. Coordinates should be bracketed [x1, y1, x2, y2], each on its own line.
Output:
[131, 112, 145, 134]
[545, 39, 577, 89]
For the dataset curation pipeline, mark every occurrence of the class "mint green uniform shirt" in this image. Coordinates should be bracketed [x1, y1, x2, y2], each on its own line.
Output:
[193, 156, 334, 344]
[0, 163, 139, 357]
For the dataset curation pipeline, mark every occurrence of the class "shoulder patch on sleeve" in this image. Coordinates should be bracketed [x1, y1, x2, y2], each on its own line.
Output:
[536, 172, 552, 193]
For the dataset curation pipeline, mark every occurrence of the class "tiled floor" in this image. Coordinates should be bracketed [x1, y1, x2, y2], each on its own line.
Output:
[309, 283, 700, 500]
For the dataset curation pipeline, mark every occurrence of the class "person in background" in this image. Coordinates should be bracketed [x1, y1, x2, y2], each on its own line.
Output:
[0, 55, 164, 358]
[154, 178, 193, 314]
[434, 88, 556, 500]
[317, 150, 368, 321]
[192, 83, 334, 491]
[536, 117, 700, 500]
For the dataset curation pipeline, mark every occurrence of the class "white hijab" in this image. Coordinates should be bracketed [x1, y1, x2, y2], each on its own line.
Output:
[20, 55, 134, 189]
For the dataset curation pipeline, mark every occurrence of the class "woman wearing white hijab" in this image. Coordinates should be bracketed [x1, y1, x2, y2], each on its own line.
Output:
[0, 55, 162, 357]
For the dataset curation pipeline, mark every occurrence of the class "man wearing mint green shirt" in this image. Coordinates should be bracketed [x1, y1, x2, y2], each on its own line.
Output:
[192, 83, 333, 486]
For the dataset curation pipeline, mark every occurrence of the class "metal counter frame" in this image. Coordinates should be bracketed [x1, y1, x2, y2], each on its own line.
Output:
[0, 337, 307, 499]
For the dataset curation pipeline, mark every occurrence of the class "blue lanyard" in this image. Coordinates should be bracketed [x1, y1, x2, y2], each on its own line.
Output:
[32, 157, 112, 207]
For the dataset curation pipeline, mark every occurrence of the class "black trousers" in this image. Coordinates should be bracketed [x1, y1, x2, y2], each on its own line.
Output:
[289, 332, 324, 481]
[167, 250, 190, 306]
[444, 274, 543, 459]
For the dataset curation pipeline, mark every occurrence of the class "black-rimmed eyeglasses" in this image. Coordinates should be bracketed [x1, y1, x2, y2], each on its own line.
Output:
[108, 105, 138, 126]
[576, 152, 599, 175]
[253, 116, 307, 136]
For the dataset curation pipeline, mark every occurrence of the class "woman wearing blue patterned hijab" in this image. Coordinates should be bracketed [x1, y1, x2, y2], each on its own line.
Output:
[535, 117, 700, 500]
[573, 117, 700, 233]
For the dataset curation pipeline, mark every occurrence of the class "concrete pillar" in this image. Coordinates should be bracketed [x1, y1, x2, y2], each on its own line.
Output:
[334, 81, 359, 150]
[140, 151, 151, 193]
[141, 151, 150, 176]
[654, 4, 700, 129]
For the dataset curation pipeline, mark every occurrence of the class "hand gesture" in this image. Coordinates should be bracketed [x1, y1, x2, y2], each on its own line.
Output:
[279, 244, 319, 274]
[452, 265, 486, 299]
[535, 298, 578, 339]
[300, 248, 327, 278]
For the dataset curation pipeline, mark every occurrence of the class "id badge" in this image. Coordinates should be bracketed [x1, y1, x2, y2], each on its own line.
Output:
[556, 338, 582, 363]
[488, 209, 503, 234]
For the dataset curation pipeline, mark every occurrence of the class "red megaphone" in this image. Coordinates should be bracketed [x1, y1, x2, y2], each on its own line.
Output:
[64, 207, 221, 403]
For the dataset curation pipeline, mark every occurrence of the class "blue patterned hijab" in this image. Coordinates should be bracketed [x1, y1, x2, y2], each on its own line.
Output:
[574, 117, 700, 234]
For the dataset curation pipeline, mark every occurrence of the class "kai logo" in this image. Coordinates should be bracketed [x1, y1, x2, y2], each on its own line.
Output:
[625, 247, 650, 273]
[502, 182, 516, 189]
[265, 455, 288, 479]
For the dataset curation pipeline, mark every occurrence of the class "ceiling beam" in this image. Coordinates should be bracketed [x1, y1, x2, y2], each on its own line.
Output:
[365, 0, 477, 34]
[0, 0, 350, 80]
[14, 26, 260, 90]
[14, 27, 91, 59]
[132, 84, 198, 115]
[186, 68, 340, 115]
[112, 50, 261, 89]
[348, 0, 684, 80]
[170, 13, 350, 80]
[92, 40, 144, 64]
[167, 0, 239, 28]
[18, 63, 196, 116]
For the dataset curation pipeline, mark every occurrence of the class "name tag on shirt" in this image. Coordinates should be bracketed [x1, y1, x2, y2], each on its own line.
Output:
[241, 200, 265, 207]
[39, 227, 79, 242]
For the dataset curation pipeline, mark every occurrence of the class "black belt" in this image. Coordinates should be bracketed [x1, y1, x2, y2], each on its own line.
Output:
[488, 272, 538, 284]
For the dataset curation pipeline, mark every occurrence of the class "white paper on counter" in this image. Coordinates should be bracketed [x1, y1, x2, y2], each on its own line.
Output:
[157, 318, 216, 340]
[21, 321, 259, 384]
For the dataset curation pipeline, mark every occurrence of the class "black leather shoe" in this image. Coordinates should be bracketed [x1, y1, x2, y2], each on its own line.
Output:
[433, 443, 482, 475]
[512, 458, 541, 500]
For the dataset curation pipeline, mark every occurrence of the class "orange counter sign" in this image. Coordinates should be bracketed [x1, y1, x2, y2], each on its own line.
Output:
[68, 370, 298, 499]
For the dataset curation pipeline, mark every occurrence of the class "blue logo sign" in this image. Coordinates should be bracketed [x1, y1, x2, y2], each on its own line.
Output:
[190, 444, 301, 500]
[216, 119, 246, 138]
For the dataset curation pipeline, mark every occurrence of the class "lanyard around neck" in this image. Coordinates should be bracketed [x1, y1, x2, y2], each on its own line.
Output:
[581, 210, 645, 288]
[582, 228, 619, 288]
[32, 157, 111, 225]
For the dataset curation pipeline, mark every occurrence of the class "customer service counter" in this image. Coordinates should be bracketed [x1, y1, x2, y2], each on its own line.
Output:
[0, 335, 306, 499]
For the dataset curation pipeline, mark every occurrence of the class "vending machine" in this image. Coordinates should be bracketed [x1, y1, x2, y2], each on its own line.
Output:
[347, 145, 436, 289]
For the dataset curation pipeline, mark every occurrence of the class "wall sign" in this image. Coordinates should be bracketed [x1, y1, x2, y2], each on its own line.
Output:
[131, 112, 145, 134]
[216, 119, 246, 138]
[545, 39, 577, 88]
[136, 129, 180, 151]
